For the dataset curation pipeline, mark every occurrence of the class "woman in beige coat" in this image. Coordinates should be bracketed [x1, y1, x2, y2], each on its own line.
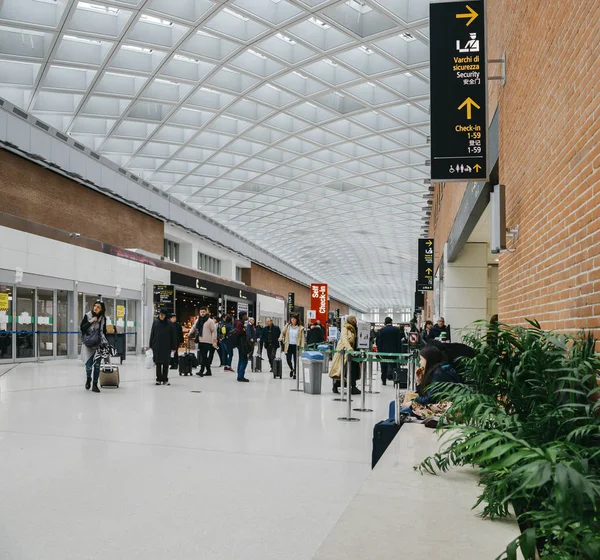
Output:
[280, 316, 305, 379]
[329, 316, 361, 394]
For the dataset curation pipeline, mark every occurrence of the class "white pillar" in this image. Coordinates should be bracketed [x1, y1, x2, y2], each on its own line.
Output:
[442, 243, 488, 342]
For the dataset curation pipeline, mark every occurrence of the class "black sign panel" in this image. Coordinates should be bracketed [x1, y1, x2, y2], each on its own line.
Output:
[171, 272, 255, 301]
[430, 0, 487, 182]
[153, 285, 174, 317]
[415, 290, 425, 311]
[287, 293, 295, 318]
[418, 238, 434, 291]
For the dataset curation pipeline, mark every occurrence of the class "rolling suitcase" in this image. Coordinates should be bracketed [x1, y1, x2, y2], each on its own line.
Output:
[99, 359, 120, 388]
[178, 353, 194, 376]
[372, 380, 406, 468]
[273, 358, 282, 379]
[252, 354, 262, 373]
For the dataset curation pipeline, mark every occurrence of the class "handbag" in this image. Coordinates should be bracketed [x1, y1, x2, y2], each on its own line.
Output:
[82, 318, 102, 348]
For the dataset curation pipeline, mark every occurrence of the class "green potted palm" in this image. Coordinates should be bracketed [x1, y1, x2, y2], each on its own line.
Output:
[418, 320, 600, 559]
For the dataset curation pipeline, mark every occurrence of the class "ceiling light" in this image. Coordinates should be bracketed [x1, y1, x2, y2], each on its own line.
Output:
[140, 14, 173, 26]
[223, 7, 249, 22]
[156, 78, 180, 86]
[334, 91, 346, 98]
[122, 44, 153, 53]
[309, 16, 330, 30]
[78, 2, 119, 14]
[324, 58, 338, 68]
[64, 35, 102, 45]
[276, 33, 296, 45]
[359, 45, 374, 55]
[293, 71, 308, 79]
[345, 0, 373, 14]
[200, 86, 219, 94]
[366, 81, 376, 87]
[247, 49, 267, 60]
[266, 84, 282, 91]
[404, 72, 413, 77]
[399, 32, 416, 42]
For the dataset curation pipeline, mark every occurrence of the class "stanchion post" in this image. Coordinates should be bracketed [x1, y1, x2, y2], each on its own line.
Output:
[367, 352, 380, 394]
[339, 352, 360, 422]
[290, 345, 302, 392]
[354, 353, 373, 413]
[333, 349, 346, 401]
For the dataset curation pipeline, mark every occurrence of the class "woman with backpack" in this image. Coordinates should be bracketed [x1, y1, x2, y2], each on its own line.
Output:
[80, 300, 108, 393]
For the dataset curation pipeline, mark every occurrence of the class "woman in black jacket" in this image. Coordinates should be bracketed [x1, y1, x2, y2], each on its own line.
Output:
[80, 300, 108, 393]
[149, 308, 178, 386]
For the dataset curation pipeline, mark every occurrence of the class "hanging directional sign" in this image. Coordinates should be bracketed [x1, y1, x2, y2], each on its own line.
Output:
[418, 238, 434, 291]
[430, 1, 487, 182]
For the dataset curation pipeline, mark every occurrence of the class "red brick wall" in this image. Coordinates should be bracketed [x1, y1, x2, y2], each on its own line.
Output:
[245, 263, 349, 317]
[0, 149, 164, 254]
[488, 0, 600, 331]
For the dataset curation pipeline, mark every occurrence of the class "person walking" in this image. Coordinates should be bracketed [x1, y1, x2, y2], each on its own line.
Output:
[80, 300, 108, 393]
[233, 311, 250, 382]
[376, 317, 404, 386]
[221, 315, 235, 372]
[262, 318, 281, 372]
[169, 313, 184, 369]
[306, 320, 325, 347]
[189, 306, 217, 377]
[256, 320, 264, 357]
[329, 316, 361, 394]
[207, 314, 220, 368]
[280, 315, 304, 379]
[246, 317, 257, 370]
[149, 308, 178, 386]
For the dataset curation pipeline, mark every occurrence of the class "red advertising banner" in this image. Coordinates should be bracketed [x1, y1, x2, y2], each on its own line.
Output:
[310, 283, 329, 326]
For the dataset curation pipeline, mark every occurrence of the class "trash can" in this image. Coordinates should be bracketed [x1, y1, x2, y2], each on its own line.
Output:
[317, 344, 330, 374]
[301, 351, 324, 395]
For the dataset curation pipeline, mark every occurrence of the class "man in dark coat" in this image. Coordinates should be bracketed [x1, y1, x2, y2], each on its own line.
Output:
[306, 320, 326, 347]
[376, 317, 404, 386]
[262, 318, 281, 372]
[429, 317, 452, 342]
[149, 308, 178, 386]
[233, 311, 250, 382]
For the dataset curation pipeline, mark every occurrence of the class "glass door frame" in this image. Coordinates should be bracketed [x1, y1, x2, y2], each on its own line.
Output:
[15, 285, 39, 363]
[0, 284, 15, 363]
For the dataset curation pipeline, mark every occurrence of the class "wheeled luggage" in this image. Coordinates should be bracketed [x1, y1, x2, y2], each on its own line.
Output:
[252, 354, 262, 372]
[371, 420, 402, 468]
[273, 358, 282, 379]
[99, 359, 120, 388]
[178, 353, 194, 376]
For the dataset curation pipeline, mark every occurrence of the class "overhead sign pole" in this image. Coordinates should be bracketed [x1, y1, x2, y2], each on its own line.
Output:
[430, 1, 488, 182]
[417, 239, 434, 291]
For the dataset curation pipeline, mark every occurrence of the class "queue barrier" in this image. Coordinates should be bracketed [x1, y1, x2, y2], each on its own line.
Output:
[0, 331, 138, 335]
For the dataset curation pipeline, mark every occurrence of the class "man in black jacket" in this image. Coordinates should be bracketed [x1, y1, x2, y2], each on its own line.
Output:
[376, 317, 404, 386]
[262, 318, 281, 372]
[306, 320, 325, 347]
[429, 317, 451, 342]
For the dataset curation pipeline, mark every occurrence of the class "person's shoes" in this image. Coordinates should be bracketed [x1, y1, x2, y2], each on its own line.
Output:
[351, 386, 361, 395]
[85, 378, 91, 390]
[289, 371, 294, 378]
[92, 383, 100, 393]
[332, 384, 339, 394]
[156, 381, 161, 385]
[196, 372, 204, 377]
[237, 378, 250, 383]
[204, 371, 212, 376]
[164, 381, 171, 386]
[381, 379, 387, 386]
[292, 374, 297, 379]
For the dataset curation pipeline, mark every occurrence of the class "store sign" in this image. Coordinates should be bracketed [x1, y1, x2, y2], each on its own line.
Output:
[418, 239, 434, 291]
[430, 0, 487, 182]
[310, 284, 329, 325]
[287, 293, 295, 317]
[117, 305, 126, 319]
[0, 293, 9, 311]
[171, 272, 255, 302]
[153, 285, 175, 317]
[415, 289, 425, 311]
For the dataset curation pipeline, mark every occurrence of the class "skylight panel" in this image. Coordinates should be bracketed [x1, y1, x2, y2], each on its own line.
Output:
[309, 17, 330, 30]
[140, 14, 173, 26]
[345, 0, 373, 14]
[78, 2, 119, 15]
[223, 8, 249, 22]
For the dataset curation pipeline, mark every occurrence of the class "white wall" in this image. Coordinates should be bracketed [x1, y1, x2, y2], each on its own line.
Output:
[442, 242, 488, 342]
[163, 223, 250, 281]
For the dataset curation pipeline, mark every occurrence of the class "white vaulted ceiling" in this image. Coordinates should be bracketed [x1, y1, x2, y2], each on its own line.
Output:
[0, 0, 432, 310]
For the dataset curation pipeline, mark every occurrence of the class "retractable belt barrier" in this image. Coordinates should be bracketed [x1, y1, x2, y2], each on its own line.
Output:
[0, 331, 138, 335]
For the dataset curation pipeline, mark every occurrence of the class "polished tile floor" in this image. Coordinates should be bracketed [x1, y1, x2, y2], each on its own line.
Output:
[0, 356, 392, 560]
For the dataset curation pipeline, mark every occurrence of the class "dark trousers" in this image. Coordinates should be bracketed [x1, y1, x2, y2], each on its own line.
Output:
[265, 345, 277, 369]
[258, 340, 264, 356]
[286, 344, 298, 373]
[156, 363, 169, 383]
[381, 362, 389, 383]
[85, 355, 100, 383]
[198, 342, 213, 373]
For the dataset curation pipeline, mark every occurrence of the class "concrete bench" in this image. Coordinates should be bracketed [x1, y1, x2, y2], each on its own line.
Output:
[314, 423, 523, 560]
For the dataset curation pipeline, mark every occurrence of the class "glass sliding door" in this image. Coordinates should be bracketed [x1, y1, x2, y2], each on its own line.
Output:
[126, 300, 137, 354]
[16, 288, 36, 359]
[37, 289, 54, 358]
[0, 285, 13, 361]
[57, 290, 69, 357]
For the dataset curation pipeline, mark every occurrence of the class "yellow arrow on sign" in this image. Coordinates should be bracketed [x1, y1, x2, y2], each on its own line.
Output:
[474, 164, 482, 172]
[426, 240, 433, 246]
[426, 268, 433, 274]
[456, 4, 479, 26]
[458, 97, 480, 119]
